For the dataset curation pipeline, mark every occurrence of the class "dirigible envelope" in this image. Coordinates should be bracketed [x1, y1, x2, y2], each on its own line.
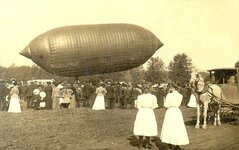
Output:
[20, 24, 163, 77]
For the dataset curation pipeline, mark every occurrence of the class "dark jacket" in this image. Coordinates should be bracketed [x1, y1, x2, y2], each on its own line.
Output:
[25, 83, 36, 97]
[0, 83, 9, 97]
[105, 85, 116, 99]
[82, 83, 92, 98]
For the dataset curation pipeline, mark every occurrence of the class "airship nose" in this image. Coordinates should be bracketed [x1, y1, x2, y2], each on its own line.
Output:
[20, 46, 31, 59]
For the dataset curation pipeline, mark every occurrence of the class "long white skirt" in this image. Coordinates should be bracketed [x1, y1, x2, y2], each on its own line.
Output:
[92, 95, 105, 110]
[134, 108, 158, 136]
[160, 107, 189, 145]
[8, 97, 21, 113]
[187, 94, 197, 108]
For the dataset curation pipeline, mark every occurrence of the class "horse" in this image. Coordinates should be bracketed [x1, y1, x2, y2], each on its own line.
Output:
[189, 72, 223, 129]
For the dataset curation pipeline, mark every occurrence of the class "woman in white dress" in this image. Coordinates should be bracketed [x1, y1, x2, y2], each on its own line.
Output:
[160, 84, 189, 150]
[68, 84, 77, 109]
[133, 85, 158, 149]
[61, 84, 73, 108]
[8, 82, 21, 113]
[92, 82, 107, 110]
[187, 92, 197, 108]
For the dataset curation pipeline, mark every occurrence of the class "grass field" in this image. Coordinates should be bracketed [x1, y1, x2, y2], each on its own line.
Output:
[0, 101, 238, 150]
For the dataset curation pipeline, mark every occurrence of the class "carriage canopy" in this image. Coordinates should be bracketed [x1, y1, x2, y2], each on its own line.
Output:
[208, 68, 239, 104]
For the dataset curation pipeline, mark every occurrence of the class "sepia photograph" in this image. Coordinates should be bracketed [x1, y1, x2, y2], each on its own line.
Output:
[0, 0, 238, 149]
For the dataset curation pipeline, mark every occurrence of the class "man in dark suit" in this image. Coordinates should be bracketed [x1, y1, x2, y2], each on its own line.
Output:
[118, 83, 127, 109]
[44, 82, 53, 109]
[82, 82, 92, 107]
[0, 80, 9, 111]
[25, 82, 37, 108]
[105, 82, 116, 109]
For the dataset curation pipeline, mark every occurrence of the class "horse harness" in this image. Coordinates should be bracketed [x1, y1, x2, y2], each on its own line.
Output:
[194, 82, 221, 112]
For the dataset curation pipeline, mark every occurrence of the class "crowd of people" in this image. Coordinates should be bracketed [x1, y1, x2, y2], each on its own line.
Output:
[1, 78, 183, 112]
[0, 78, 193, 150]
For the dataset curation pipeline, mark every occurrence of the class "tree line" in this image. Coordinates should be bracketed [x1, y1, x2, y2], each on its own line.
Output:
[0, 53, 194, 85]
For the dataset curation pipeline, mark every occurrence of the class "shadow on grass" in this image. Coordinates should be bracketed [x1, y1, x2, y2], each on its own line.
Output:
[87, 148, 113, 150]
[127, 135, 169, 150]
[185, 116, 238, 126]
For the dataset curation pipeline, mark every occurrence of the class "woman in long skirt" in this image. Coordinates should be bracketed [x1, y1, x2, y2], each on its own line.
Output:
[133, 84, 158, 149]
[61, 84, 73, 108]
[8, 82, 21, 113]
[92, 82, 107, 110]
[160, 84, 189, 150]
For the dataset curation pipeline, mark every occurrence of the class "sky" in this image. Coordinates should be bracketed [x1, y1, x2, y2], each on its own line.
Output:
[0, 0, 238, 71]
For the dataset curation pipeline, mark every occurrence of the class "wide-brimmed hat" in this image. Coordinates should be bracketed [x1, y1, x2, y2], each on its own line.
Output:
[57, 84, 64, 89]
[121, 82, 127, 87]
[137, 84, 142, 88]
[33, 89, 40, 95]
[40, 91, 46, 98]
[99, 81, 105, 86]
[152, 84, 158, 88]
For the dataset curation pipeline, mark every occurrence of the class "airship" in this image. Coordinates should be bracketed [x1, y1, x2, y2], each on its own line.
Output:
[20, 24, 163, 77]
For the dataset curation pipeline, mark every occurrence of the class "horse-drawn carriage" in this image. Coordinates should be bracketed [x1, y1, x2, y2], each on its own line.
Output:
[190, 67, 239, 129]
[207, 68, 239, 119]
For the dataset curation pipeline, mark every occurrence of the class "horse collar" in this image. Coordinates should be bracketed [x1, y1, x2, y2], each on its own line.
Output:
[196, 84, 209, 95]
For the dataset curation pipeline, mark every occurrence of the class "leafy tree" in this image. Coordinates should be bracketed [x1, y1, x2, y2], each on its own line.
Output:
[128, 65, 145, 84]
[119, 65, 146, 84]
[0, 62, 146, 84]
[145, 57, 167, 84]
[0, 64, 66, 82]
[0, 66, 7, 79]
[235, 61, 239, 68]
[168, 53, 194, 85]
[77, 66, 145, 85]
